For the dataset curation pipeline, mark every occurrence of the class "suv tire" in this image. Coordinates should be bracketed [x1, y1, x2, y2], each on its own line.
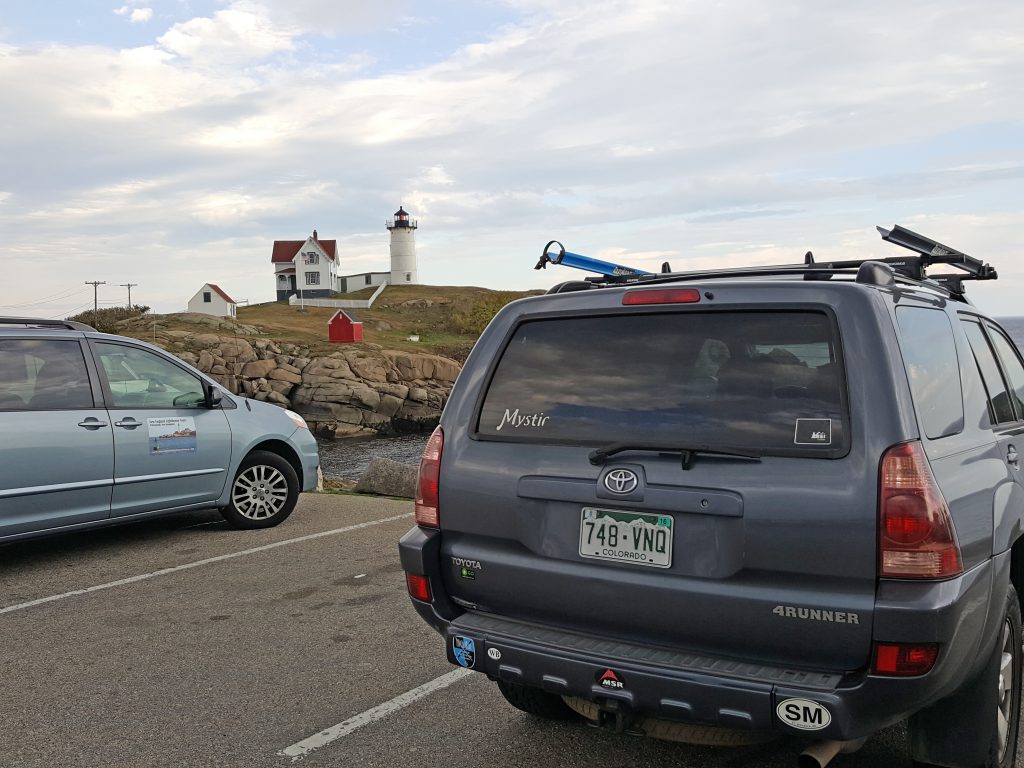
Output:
[911, 584, 1021, 768]
[220, 450, 299, 529]
[496, 680, 577, 721]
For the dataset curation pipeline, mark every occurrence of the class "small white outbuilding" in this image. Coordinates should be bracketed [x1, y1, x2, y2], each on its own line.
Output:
[187, 283, 237, 318]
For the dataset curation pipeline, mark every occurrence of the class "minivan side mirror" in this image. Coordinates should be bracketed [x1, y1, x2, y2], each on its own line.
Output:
[205, 384, 223, 409]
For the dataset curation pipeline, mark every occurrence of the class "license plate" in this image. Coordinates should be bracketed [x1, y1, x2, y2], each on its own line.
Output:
[579, 508, 673, 568]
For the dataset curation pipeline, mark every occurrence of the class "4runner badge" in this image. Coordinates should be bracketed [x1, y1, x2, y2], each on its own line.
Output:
[597, 668, 625, 690]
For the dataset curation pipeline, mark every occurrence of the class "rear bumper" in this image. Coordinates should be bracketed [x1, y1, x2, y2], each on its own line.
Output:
[399, 526, 1005, 741]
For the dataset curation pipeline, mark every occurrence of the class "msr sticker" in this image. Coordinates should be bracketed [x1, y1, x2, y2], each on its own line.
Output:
[453, 636, 476, 669]
[794, 418, 832, 446]
[147, 417, 197, 454]
[776, 698, 831, 731]
[597, 668, 624, 690]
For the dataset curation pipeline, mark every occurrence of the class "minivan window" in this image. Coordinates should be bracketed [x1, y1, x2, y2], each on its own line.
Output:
[95, 343, 205, 409]
[895, 308, 964, 440]
[986, 324, 1024, 421]
[0, 339, 93, 411]
[961, 319, 1016, 425]
[477, 311, 848, 455]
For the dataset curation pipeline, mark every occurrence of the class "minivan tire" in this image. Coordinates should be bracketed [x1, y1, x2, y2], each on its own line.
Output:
[496, 680, 577, 721]
[910, 583, 1021, 768]
[220, 450, 299, 529]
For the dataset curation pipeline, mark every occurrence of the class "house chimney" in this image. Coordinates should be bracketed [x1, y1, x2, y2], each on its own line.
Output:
[312, 228, 318, 240]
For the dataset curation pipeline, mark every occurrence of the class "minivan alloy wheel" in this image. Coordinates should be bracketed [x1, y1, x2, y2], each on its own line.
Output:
[232, 464, 289, 520]
[997, 617, 1015, 763]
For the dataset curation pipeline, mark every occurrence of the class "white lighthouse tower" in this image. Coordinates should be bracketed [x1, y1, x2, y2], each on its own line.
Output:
[387, 205, 418, 284]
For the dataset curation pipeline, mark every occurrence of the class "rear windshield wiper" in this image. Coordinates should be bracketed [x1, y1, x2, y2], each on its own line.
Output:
[588, 443, 763, 470]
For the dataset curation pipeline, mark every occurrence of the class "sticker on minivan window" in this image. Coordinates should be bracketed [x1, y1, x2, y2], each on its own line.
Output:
[794, 418, 832, 446]
[148, 417, 197, 454]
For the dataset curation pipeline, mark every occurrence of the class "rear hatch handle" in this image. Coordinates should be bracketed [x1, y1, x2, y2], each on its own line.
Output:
[588, 443, 763, 470]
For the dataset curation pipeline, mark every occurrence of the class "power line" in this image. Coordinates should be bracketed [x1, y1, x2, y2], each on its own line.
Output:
[0, 286, 87, 309]
[85, 281, 106, 313]
[120, 283, 138, 307]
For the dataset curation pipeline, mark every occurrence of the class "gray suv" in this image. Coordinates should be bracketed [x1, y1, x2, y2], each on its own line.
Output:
[0, 317, 320, 542]
[400, 226, 1024, 767]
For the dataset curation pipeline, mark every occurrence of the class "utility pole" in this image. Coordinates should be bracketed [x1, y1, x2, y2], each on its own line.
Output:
[85, 281, 106, 313]
[120, 283, 138, 308]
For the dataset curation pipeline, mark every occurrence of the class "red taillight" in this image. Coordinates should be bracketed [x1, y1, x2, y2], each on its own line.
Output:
[621, 288, 701, 305]
[415, 426, 443, 528]
[879, 441, 962, 579]
[872, 642, 939, 676]
[405, 573, 432, 602]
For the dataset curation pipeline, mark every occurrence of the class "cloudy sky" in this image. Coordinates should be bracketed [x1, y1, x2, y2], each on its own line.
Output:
[1, 0, 1022, 317]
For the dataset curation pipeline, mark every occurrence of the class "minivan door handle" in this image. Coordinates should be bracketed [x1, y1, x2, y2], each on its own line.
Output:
[77, 418, 109, 430]
[114, 418, 142, 429]
[1009, 446, 1020, 470]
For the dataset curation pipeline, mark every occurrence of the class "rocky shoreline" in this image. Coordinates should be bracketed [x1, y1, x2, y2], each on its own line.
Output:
[119, 314, 461, 439]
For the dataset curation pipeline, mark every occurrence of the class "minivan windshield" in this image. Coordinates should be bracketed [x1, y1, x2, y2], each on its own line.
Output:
[477, 310, 848, 456]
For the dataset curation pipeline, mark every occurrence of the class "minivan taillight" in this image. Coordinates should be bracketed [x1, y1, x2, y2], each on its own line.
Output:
[879, 441, 962, 579]
[415, 426, 443, 528]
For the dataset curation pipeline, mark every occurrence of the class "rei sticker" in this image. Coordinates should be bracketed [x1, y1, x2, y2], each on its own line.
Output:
[148, 417, 197, 454]
[776, 698, 831, 731]
[794, 418, 832, 446]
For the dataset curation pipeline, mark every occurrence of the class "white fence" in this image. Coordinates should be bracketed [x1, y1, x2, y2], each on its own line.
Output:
[288, 283, 387, 309]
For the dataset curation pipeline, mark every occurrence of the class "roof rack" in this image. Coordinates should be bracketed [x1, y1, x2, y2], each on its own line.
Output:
[541, 225, 997, 303]
[0, 317, 96, 332]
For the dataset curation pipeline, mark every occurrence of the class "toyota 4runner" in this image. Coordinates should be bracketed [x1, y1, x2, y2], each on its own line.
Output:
[400, 226, 1024, 768]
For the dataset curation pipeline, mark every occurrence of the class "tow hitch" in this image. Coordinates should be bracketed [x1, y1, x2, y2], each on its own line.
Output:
[592, 699, 641, 735]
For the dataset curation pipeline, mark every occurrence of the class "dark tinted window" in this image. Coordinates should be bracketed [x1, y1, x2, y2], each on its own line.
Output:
[895, 308, 964, 439]
[986, 324, 1024, 420]
[0, 339, 93, 410]
[961, 319, 1015, 424]
[478, 311, 847, 455]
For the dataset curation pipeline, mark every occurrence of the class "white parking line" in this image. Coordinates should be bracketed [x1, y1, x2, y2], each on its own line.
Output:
[279, 668, 473, 760]
[0, 513, 413, 616]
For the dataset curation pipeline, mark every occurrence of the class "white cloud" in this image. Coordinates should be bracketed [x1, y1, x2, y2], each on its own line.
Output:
[130, 8, 154, 23]
[1, 0, 1023, 315]
[158, 2, 298, 66]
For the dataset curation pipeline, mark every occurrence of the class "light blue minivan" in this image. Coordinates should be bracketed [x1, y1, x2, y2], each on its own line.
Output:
[0, 317, 320, 542]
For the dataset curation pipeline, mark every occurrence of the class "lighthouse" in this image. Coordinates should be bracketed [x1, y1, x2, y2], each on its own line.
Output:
[387, 206, 418, 284]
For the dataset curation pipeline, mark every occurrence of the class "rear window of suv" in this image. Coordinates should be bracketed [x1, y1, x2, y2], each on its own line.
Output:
[477, 310, 848, 456]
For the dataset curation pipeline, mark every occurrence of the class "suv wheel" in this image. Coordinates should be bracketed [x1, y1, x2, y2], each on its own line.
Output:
[495, 680, 577, 721]
[993, 602, 1020, 768]
[220, 450, 299, 529]
[911, 584, 1021, 768]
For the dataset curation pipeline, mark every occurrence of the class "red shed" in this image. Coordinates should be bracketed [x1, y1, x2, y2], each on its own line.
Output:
[328, 309, 363, 343]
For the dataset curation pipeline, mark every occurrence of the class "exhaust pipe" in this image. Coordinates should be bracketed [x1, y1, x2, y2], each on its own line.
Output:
[797, 738, 867, 768]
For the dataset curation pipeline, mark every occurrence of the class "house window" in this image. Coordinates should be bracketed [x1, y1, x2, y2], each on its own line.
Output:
[303, 252, 319, 265]
[203, 292, 212, 303]
[279, 274, 287, 282]
[306, 272, 320, 286]
[365, 274, 372, 285]
[405, 273, 411, 282]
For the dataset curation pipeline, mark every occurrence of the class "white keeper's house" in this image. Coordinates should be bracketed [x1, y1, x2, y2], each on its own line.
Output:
[271, 230, 342, 300]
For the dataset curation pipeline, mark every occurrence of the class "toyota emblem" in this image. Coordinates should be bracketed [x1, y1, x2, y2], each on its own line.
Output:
[603, 469, 639, 494]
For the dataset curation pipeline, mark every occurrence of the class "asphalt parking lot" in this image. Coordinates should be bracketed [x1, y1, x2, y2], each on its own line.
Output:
[0, 493, 989, 767]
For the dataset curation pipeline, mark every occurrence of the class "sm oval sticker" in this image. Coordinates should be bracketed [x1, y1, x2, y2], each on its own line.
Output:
[776, 698, 831, 731]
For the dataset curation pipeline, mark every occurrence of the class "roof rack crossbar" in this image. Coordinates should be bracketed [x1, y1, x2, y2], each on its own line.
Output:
[0, 317, 95, 332]
[547, 225, 996, 303]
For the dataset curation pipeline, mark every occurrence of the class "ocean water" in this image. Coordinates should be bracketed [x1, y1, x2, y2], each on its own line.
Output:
[316, 433, 429, 480]
[1000, 317, 1024, 349]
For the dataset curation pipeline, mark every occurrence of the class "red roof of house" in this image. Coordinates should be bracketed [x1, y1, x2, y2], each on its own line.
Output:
[271, 238, 337, 263]
[206, 283, 236, 304]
